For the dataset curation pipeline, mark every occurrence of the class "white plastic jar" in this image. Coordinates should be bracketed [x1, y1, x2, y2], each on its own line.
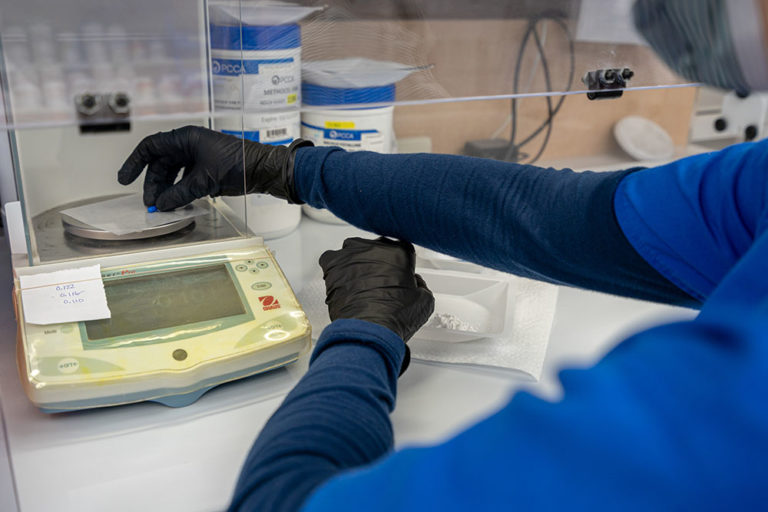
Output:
[217, 111, 302, 239]
[216, 110, 301, 146]
[210, 23, 301, 110]
[300, 83, 395, 153]
[300, 83, 395, 223]
[221, 193, 302, 240]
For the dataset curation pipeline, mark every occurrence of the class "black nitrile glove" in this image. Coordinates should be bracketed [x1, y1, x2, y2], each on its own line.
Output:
[117, 125, 312, 211]
[320, 237, 435, 374]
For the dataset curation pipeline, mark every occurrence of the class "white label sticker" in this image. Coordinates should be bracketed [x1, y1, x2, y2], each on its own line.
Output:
[20, 265, 111, 325]
[213, 56, 301, 109]
[244, 62, 300, 108]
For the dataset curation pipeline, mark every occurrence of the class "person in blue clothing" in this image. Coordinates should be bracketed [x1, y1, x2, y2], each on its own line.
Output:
[117, 1, 768, 509]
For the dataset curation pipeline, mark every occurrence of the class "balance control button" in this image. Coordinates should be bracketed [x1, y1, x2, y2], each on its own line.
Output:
[57, 358, 80, 374]
[249, 268, 260, 275]
[256, 261, 269, 269]
[235, 264, 248, 272]
[172, 349, 188, 361]
[251, 281, 272, 291]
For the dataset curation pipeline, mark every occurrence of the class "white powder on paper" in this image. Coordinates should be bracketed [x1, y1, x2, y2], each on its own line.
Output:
[426, 313, 479, 332]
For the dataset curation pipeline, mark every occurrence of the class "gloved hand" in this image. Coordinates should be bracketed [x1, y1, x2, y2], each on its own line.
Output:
[117, 125, 312, 211]
[320, 237, 435, 374]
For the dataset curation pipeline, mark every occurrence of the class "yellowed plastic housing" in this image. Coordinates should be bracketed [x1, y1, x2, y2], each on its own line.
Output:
[14, 246, 311, 412]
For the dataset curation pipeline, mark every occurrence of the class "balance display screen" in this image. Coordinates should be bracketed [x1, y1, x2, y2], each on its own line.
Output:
[85, 265, 246, 341]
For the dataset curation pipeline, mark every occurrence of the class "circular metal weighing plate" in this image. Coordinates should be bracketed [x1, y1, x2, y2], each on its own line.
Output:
[31, 195, 243, 262]
[61, 213, 194, 241]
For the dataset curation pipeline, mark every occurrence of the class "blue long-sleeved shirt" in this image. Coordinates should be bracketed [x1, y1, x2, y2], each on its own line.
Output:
[229, 141, 768, 511]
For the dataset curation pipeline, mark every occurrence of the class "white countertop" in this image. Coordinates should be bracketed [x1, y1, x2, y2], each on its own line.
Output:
[0, 218, 696, 512]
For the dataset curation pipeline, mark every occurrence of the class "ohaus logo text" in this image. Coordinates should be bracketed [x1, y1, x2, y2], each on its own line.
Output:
[259, 295, 281, 311]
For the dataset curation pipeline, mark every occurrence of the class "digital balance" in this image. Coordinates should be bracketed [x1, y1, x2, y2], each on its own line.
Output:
[5, 142, 312, 413]
[13, 234, 311, 413]
[0, 0, 316, 413]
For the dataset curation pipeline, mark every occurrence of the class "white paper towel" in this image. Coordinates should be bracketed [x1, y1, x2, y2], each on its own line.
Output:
[409, 277, 559, 381]
[295, 270, 559, 381]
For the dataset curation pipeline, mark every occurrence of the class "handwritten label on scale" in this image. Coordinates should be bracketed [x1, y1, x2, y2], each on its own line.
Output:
[19, 265, 111, 325]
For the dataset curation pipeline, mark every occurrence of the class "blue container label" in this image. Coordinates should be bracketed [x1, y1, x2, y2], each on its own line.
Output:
[212, 58, 294, 76]
[301, 122, 378, 141]
[222, 130, 293, 146]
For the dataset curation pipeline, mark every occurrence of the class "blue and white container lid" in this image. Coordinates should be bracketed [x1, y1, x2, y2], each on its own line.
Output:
[208, 2, 322, 26]
[302, 83, 396, 106]
[210, 23, 300, 51]
[302, 58, 426, 88]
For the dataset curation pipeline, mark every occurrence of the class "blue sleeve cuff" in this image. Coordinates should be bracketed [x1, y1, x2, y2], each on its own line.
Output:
[312, 318, 407, 374]
[293, 146, 341, 208]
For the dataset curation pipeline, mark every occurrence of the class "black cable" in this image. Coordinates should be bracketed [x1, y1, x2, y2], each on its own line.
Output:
[507, 18, 536, 160]
[512, 17, 572, 163]
[518, 20, 576, 151]
[524, 22, 557, 164]
[503, 15, 575, 164]
[515, 18, 575, 151]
